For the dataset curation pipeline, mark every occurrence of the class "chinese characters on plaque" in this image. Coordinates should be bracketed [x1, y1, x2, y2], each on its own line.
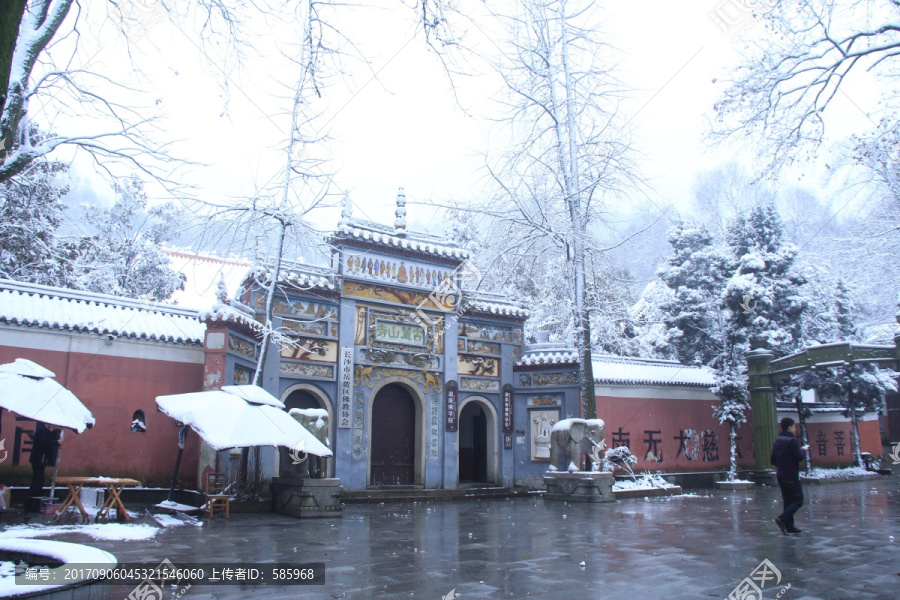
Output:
[502, 385, 514, 433]
[338, 347, 353, 428]
[445, 380, 458, 431]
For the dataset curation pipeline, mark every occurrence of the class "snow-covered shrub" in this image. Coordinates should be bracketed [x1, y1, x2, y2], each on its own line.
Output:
[602, 446, 638, 479]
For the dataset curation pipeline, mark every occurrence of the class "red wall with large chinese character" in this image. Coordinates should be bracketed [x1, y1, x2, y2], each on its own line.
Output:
[798, 419, 881, 468]
[596, 394, 755, 473]
[0, 344, 203, 487]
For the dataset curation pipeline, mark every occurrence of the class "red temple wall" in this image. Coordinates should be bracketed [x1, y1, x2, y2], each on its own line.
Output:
[0, 342, 203, 487]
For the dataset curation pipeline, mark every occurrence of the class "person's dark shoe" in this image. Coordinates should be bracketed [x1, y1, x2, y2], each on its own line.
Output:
[786, 527, 802, 535]
[774, 518, 788, 535]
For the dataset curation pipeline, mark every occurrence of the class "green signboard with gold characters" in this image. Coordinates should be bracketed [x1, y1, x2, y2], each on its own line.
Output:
[373, 319, 426, 347]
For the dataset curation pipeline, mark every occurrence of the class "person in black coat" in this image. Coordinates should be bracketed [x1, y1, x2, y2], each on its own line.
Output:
[770, 417, 809, 535]
[28, 422, 62, 497]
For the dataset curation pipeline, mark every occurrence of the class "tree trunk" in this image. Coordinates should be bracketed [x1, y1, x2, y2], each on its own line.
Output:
[251, 220, 288, 387]
[794, 393, 810, 473]
[728, 421, 737, 481]
[0, 0, 27, 109]
[555, 0, 596, 419]
[849, 403, 862, 467]
[579, 305, 597, 419]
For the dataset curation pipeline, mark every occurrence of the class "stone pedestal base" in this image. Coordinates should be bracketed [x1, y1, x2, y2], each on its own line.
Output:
[543, 471, 614, 503]
[750, 470, 777, 487]
[271, 477, 343, 518]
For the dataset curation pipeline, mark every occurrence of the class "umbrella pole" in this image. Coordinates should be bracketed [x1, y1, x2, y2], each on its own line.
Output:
[167, 426, 189, 503]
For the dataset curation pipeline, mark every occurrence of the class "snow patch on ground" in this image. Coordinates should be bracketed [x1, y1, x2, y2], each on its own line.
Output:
[0, 523, 159, 541]
[0, 538, 116, 597]
[151, 513, 201, 528]
[806, 466, 872, 479]
[613, 473, 677, 491]
[155, 500, 200, 512]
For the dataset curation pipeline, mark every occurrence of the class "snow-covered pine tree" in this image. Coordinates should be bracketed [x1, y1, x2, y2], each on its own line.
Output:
[717, 205, 809, 480]
[657, 220, 726, 367]
[659, 206, 812, 481]
[74, 177, 184, 301]
[656, 219, 746, 480]
[721, 205, 807, 356]
[627, 280, 676, 360]
[833, 278, 856, 340]
[0, 157, 74, 287]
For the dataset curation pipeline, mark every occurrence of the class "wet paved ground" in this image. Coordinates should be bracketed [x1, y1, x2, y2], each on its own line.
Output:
[13, 476, 900, 599]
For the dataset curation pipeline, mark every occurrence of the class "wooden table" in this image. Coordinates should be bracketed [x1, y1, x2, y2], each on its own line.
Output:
[52, 477, 141, 522]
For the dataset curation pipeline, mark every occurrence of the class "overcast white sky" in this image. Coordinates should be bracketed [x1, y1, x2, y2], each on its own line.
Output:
[57, 0, 879, 243]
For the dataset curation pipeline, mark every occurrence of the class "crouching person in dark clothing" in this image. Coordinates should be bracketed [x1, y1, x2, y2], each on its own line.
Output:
[770, 417, 808, 535]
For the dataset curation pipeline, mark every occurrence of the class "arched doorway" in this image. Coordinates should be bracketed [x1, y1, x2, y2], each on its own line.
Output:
[459, 402, 487, 483]
[280, 387, 331, 478]
[458, 398, 498, 485]
[284, 389, 321, 412]
[370, 383, 416, 486]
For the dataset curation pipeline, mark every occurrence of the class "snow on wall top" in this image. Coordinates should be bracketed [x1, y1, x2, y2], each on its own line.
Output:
[333, 218, 471, 260]
[199, 303, 264, 332]
[593, 355, 716, 388]
[463, 292, 530, 318]
[279, 262, 335, 290]
[247, 260, 335, 291]
[518, 343, 578, 366]
[0, 279, 205, 344]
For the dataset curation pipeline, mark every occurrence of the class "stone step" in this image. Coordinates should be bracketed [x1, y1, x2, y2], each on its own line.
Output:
[342, 487, 530, 503]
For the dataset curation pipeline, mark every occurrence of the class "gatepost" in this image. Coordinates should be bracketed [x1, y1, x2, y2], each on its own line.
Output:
[747, 343, 777, 484]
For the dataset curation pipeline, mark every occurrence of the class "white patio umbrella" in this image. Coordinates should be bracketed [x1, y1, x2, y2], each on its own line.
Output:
[0, 358, 96, 499]
[156, 386, 331, 454]
[156, 385, 332, 501]
[0, 359, 95, 433]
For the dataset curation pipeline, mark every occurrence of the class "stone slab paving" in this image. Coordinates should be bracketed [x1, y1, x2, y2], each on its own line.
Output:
[14, 476, 900, 599]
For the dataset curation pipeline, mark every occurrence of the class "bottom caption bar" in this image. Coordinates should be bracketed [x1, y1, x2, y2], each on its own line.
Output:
[15, 562, 326, 585]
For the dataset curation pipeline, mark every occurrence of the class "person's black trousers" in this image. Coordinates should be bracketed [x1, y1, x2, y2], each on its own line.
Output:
[28, 464, 46, 497]
[777, 476, 804, 528]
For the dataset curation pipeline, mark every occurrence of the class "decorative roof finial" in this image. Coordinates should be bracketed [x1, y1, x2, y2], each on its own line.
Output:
[215, 274, 228, 305]
[339, 190, 353, 227]
[395, 186, 407, 232]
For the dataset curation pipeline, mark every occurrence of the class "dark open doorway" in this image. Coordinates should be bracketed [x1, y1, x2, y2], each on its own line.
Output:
[459, 402, 488, 484]
[284, 389, 321, 412]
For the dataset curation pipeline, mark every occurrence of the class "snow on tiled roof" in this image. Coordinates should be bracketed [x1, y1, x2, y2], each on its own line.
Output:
[333, 219, 470, 260]
[247, 261, 335, 291]
[463, 292, 529, 318]
[280, 262, 335, 290]
[593, 356, 716, 388]
[199, 303, 263, 332]
[518, 344, 578, 366]
[0, 279, 204, 344]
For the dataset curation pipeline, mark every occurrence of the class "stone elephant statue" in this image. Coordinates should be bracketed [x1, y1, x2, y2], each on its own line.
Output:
[548, 418, 605, 473]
